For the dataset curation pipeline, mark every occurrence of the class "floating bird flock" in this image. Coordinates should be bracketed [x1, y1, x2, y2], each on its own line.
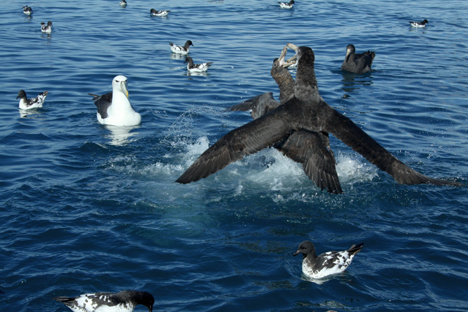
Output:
[41, 21, 53, 34]
[17, 90, 48, 110]
[294, 241, 364, 279]
[176, 46, 461, 192]
[53, 290, 154, 312]
[169, 40, 194, 55]
[88, 75, 141, 126]
[410, 19, 428, 27]
[150, 9, 170, 17]
[341, 44, 376, 74]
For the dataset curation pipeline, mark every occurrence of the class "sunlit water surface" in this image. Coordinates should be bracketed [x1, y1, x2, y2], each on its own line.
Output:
[1, 0, 468, 311]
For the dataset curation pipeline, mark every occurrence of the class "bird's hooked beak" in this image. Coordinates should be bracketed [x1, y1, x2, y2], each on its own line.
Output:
[121, 80, 129, 98]
[278, 46, 288, 67]
[293, 250, 301, 257]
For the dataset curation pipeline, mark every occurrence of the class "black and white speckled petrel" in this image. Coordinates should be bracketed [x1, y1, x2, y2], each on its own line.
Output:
[53, 290, 154, 312]
[410, 19, 428, 27]
[341, 44, 375, 74]
[293, 240, 363, 279]
[41, 21, 53, 34]
[23, 5, 33, 15]
[17, 89, 48, 110]
[185, 56, 213, 73]
[150, 9, 170, 17]
[120, 0, 127, 7]
[169, 40, 193, 55]
[279, 0, 295, 9]
[227, 45, 342, 194]
[176, 46, 462, 190]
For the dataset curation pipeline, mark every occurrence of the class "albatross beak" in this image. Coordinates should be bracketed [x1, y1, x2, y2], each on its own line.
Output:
[121, 81, 129, 98]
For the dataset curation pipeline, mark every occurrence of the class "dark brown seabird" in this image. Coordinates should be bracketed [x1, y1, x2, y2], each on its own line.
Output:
[341, 44, 375, 74]
[227, 46, 342, 194]
[176, 46, 461, 191]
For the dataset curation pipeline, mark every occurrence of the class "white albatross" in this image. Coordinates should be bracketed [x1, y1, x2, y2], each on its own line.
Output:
[88, 75, 141, 126]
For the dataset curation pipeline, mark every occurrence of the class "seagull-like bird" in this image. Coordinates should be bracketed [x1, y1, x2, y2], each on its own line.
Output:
[41, 21, 52, 34]
[17, 90, 48, 110]
[185, 56, 213, 73]
[53, 290, 154, 312]
[150, 9, 170, 17]
[176, 46, 461, 191]
[169, 40, 194, 55]
[410, 19, 428, 28]
[294, 240, 363, 279]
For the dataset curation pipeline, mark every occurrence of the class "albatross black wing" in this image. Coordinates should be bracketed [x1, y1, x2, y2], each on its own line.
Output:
[226, 92, 281, 119]
[323, 106, 461, 186]
[176, 107, 294, 184]
[89, 92, 112, 119]
[276, 130, 343, 193]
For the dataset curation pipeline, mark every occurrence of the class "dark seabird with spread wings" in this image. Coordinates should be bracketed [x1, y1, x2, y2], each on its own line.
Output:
[227, 45, 342, 193]
[176, 46, 461, 191]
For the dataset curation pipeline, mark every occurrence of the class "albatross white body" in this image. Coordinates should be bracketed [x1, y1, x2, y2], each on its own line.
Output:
[91, 75, 141, 126]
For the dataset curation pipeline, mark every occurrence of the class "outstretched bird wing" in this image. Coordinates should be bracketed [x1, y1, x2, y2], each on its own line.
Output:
[323, 106, 461, 186]
[176, 107, 294, 183]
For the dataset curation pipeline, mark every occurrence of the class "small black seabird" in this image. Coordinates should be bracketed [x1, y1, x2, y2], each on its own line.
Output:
[185, 56, 213, 73]
[279, 0, 295, 9]
[120, 0, 127, 7]
[228, 45, 342, 193]
[410, 19, 429, 28]
[17, 90, 48, 110]
[53, 290, 154, 312]
[41, 21, 52, 34]
[169, 40, 193, 55]
[341, 44, 375, 74]
[150, 9, 170, 17]
[294, 240, 363, 279]
[23, 5, 33, 16]
[176, 46, 461, 191]
[88, 75, 141, 126]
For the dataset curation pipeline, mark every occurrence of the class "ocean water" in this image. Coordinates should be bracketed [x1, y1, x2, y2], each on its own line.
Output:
[1, 0, 468, 311]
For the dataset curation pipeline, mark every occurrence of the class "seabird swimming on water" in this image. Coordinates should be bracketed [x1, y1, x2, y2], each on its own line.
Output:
[176, 46, 461, 190]
[410, 19, 428, 27]
[53, 290, 154, 312]
[41, 21, 52, 34]
[341, 44, 375, 74]
[150, 9, 170, 17]
[23, 5, 33, 15]
[169, 40, 193, 55]
[228, 46, 342, 193]
[17, 90, 48, 110]
[88, 75, 141, 126]
[294, 241, 363, 279]
[185, 56, 213, 73]
[279, 0, 295, 9]
[120, 0, 127, 7]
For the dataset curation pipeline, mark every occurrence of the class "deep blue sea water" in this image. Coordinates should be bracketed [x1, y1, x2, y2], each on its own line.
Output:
[1, 0, 468, 311]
